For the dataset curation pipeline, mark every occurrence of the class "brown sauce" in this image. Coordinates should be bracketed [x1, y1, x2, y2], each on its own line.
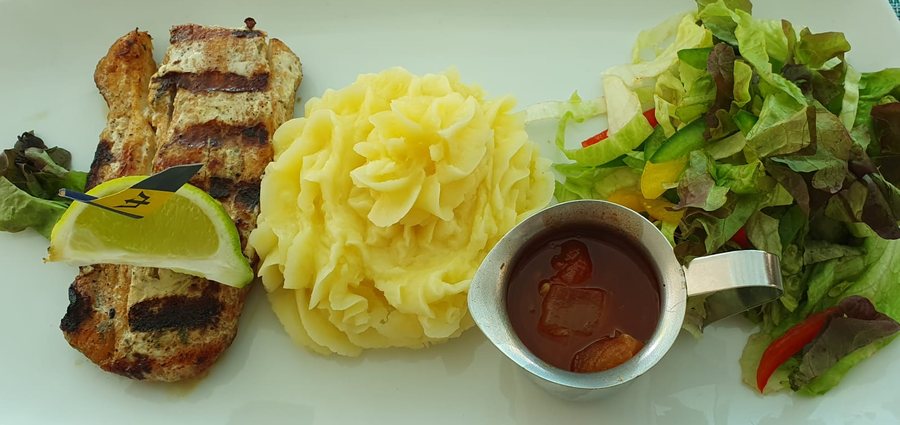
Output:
[505, 226, 661, 372]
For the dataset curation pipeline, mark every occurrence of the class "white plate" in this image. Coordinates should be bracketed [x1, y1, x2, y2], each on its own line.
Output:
[1, 0, 899, 423]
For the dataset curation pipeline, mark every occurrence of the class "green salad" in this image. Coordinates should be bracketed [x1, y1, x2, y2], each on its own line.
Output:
[0, 132, 86, 238]
[545, 0, 900, 395]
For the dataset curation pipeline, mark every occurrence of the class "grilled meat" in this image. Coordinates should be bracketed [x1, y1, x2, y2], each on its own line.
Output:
[61, 30, 158, 371]
[61, 22, 302, 381]
[84, 30, 159, 191]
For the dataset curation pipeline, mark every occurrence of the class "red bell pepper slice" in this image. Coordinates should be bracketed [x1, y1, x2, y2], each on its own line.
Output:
[580, 130, 609, 148]
[642, 108, 659, 128]
[755, 307, 841, 392]
[581, 109, 658, 148]
[731, 227, 752, 249]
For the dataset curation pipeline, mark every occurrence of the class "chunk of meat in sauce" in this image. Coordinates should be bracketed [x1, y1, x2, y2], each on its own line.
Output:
[539, 240, 593, 295]
[538, 284, 607, 337]
[571, 332, 645, 373]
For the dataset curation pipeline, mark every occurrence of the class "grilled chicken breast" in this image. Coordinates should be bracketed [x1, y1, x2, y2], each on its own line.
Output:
[61, 30, 159, 374]
[61, 21, 302, 381]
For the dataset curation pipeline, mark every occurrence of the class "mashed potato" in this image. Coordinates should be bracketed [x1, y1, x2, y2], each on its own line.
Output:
[249, 67, 553, 355]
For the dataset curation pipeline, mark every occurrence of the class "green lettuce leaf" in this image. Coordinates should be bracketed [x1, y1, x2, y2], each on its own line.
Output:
[555, 108, 653, 167]
[523, 92, 606, 123]
[795, 29, 850, 70]
[746, 211, 783, 256]
[746, 100, 812, 158]
[696, 0, 751, 45]
[769, 104, 852, 193]
[0, 178, 68, 238]
[687, 193, 760, 252]
[716, 160, 769, 194]
[799, 336, 896, 396]
[791, 296, 900, 391]
[706, 131, 747, 159]
[741, 233, 900, 395]
[851, 69, 900, 150]
[838, 66, 861, 130]
[733, 59, 754, 107]
[676, 151, 729, 211]
[858, 69, 900, 100]
[655, 63, 717, 136]
[554, 165, 641, 202]
[732, 10, 805, 104]
[0, 132, 86, 238]
[606, 13, 712, 89]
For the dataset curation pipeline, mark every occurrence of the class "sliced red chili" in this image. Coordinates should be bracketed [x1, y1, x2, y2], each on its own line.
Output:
[756, 307, 841, 392]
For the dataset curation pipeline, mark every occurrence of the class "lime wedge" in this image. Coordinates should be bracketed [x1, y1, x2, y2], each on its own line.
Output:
[47, 176, 253, 288]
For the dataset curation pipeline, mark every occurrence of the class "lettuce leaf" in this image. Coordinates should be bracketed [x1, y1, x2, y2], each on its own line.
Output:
[746, 99, 812, 158]
[798, 336, 896, 396]
[732, 59, 754, 108]
[605, 13, 712, 89]
[789, 296, 900, 391]
[696, 0, 751, 45]
[554, 164, 641, 202]
[0, 132, 86, 238]
[795, 30, 850, 70]
[676, 151, 729, 211]
[555, 108, 654, 167]
[741, 233, 900, 395]
[655, 63, 716, 136]
[0, 178, 68, 238]
[838, 66, 861, 130]
[524, 92, 606, 123]
[705, 43, 738, 139]
[852, 69, 900, 150]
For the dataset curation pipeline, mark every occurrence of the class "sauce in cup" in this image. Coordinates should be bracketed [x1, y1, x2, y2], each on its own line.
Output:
[505, 226, 661, 372]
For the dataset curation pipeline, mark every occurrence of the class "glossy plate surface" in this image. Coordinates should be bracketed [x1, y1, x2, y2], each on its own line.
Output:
[1, 0, 899, 423]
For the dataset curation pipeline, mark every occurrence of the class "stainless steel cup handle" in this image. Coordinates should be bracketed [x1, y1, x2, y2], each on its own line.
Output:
[684, 250, 784, 327]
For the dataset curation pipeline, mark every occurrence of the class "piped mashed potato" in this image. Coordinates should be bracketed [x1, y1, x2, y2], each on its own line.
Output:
[249, 67, 553, 355]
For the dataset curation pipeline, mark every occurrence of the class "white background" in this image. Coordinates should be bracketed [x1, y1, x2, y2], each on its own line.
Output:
[1, 0, 899, 423]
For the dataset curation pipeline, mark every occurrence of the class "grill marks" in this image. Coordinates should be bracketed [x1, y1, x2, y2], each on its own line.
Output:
[155, 71, 269, 95]
[86, 139, 114, 190]
[110, 353, 152, 379]
[235, 182, 261, 209]
[169, 24, 264, 44]
[61, 284, 93, 333]
[172, 121, 268, 148]
[129, 285, 223, 332]
[208, 176, 232, 199]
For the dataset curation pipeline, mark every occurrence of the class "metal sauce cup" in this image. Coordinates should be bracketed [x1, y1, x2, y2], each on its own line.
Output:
[468, 200, 783, 400]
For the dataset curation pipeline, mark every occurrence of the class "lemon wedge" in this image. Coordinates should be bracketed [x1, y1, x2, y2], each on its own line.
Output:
[47, 176, 253, 287]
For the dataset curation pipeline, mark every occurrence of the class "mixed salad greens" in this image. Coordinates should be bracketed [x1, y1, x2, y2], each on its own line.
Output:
[545, 0, 900, 395]
[0, 132, 87, 238]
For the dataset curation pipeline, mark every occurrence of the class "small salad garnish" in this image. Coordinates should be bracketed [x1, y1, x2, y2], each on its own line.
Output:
[543, 0, 900, 395]
[0, 132, 87, 238]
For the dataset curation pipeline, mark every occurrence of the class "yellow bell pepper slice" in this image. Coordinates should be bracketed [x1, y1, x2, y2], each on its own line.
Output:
[607, 188, 684, 226]
[640, 156, 688, 199]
